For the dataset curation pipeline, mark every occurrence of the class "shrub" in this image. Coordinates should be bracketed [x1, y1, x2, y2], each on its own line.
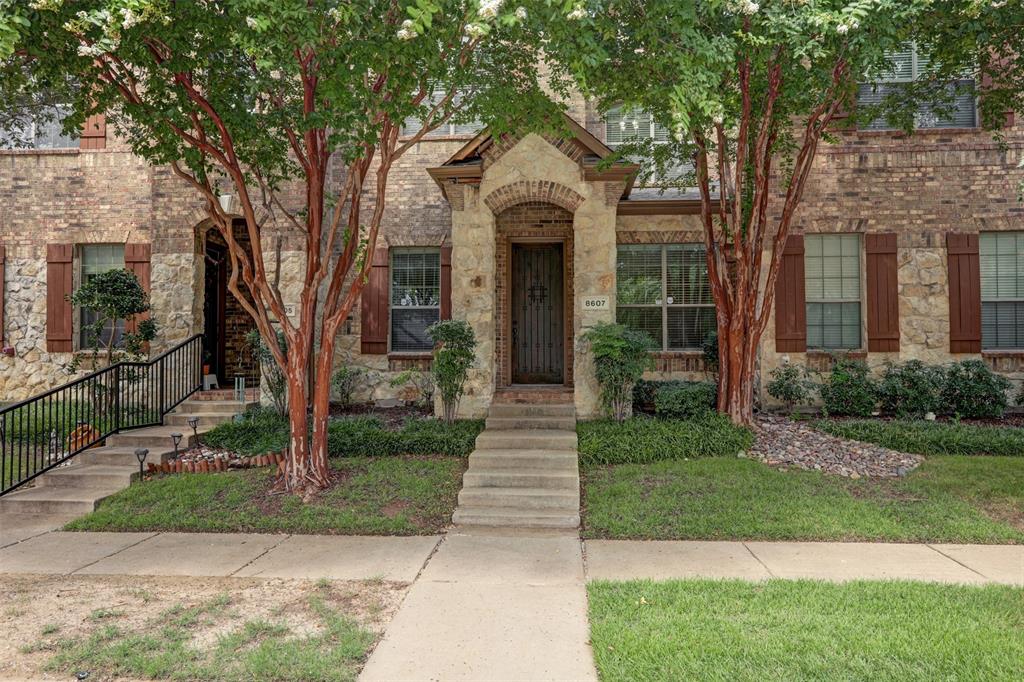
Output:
[654, 382, 716, 419]
[388, 369, 435, 409]
[1017, 383, 1024, 407]
[815, 419, 1024, 457]
[941, 360, 1011, 419]
[246, 329, 287, 416]
[69, 268, 155, 371]
[200, 407, 289, 456]
[701, 330, 719, 374]
[877, 360, 946, 419]
[327, 416, 483, 457]
[633, 380, 686, 414]
[332, 365, 367, 408]
[766, 363, 813, 411]
[819, 359, 877, 417]
[427, 320, 477, 425]
[583, 322, 655, 421]
[577, 415, 753, 466]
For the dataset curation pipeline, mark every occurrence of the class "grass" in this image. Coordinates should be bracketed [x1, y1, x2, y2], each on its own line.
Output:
[66, 455, 465, 535]
[577, 415, 753, 465]
[815, 418, 1024, 456]
[582, 456, 1024, 543]
[588, 579, 1024, 681]
[35, 592, 373, 682]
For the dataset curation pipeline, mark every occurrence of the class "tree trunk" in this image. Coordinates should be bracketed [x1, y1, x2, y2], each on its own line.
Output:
[281, 341, 330, 495]
[716, 315, 758, 426]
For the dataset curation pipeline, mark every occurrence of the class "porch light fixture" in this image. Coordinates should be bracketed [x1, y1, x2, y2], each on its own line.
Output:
[170, 432, 183, 457]
[218, 193, 233, 213]
[134, 448, 148, 483]
[187, 416, 199, 440]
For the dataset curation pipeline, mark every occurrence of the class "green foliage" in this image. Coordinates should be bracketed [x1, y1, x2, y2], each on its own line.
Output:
[388, 369, 435, 409]
[1017, 383, 1024, 407]
[327, 416, 483, 457]
[245, 329, 287, 416]
[583, 322, 655, 421]
[69, 268, 155, 369]
[427, 320, 477, 425]
[876, 360, 946, 419]
[766, 363, 814, 411]
[941, 360, 1011, 419]
[332, 365, 368, 409]
[820, 359, 877, 417]
[577, 415, 753, 466]
[199, 407, 289, 456]
[816, 419, 1024, 457]
[653, 382, 716, 419]
[701, 330, 719, 375]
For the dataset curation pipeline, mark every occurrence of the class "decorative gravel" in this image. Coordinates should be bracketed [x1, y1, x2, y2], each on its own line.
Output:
[747, 415, 924, 479]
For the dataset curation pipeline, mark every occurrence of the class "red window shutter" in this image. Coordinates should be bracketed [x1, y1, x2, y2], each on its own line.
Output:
[124, 243, 152, 335]
[46, 244, 74, 352]
[865, 233, 900, 352]
[774, 234, 807, 353]
[440, 246, 452, 321]
[946, 233, 982, 354]
[360, 246, 390, 354]
[80, 114, 106, 150]
[0, 245, 5, 348]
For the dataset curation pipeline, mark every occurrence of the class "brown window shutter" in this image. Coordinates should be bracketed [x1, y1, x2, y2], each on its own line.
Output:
[865, 233, 900, 352]
[360, 246, 390, 354]
[946, 233, 982, 353]
[980, 66, 1015, 128]
[46, 244, 74, 352]
[124, 243, 152, 335]
[774, 234, 807, 352]
[0, 245, 5, 348]
[80, 114, 106, 150]
[440, 246, 452, 321]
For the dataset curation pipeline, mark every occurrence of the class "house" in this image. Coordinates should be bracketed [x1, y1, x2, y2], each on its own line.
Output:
[1, 49, 1022, 415]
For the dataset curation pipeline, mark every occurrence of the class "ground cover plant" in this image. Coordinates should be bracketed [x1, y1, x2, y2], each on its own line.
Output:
[577, 415, 752, 466]
[816, 419, 1024, 457]
[588, 579, 1024, 682]
[582, 456, 1024, 543]
[66, 456, 465, 535]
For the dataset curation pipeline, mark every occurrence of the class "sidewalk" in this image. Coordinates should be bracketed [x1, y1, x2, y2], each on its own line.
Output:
[1, 523, 1021, 681]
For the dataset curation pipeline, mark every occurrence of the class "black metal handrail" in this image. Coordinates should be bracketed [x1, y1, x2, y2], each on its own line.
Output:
[0, 334, 203, 495]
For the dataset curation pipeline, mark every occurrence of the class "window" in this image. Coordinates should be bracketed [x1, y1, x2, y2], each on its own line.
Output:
[604, 105, 692, 186]
[390, 248, 441, 353]
[0, 104, 77, 149]
[857, 43, 976, 130]
[616, 244, 715, 350]
[804, 234, 862, 350]
[980, 232, 1024, 349]
[79, 244, 126, 348]
[400, 91, 483, 138]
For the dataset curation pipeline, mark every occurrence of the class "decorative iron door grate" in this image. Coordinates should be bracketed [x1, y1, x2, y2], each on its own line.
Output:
[511, 243, 564, 383]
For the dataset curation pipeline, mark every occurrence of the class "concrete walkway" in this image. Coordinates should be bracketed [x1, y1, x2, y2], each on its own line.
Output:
[1, 523, 1021, 681]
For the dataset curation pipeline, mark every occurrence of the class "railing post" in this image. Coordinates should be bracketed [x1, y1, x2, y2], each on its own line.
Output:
[158, 354, 166, 416]
[113, 363, 121, 433]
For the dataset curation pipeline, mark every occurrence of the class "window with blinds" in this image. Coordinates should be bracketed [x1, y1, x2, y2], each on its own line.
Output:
[804, 234, 862, 350]
[604, 105, 692, 186]
[980, 232, 1024, 350]
[79, 244, 125, 348]
[0, 104, 78, 149]
[857, 43, 976, 130]
[616, 244, 715, 350]
[400, 90, 483, 138]
[390, 248, 441, 352]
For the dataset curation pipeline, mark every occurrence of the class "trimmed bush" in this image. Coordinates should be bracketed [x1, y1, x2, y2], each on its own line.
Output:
[583, 322, 655, 421]
[877, 360, 946, 419]
[653, 382, 716, 419]
[820, 359, 877, 417]
[942, 360, 1010, 419]
[766, 363, 813, 411]
[633, 379, 679, 414]
[815, 419, 1024, 457]
[577, 415, 753, 466]
[199, 407, 290, 455]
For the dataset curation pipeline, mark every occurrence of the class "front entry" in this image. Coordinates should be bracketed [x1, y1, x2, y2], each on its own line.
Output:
[511, 243, 565, 384]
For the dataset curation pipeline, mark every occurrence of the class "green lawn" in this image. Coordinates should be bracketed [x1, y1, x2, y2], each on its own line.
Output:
[66, 456, 465, 535]
[815, 418, 1024, 456]
[583, 456, 1024, 543]
[588, 579, 1024, 682]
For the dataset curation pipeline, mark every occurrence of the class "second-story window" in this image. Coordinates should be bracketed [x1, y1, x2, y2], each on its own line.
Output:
[400, 91, 483, 138]
[857, 43, 976, 130]
[604, 105, 691, 186]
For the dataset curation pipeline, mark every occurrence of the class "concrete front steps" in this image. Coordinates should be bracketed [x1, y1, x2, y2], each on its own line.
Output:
[0, 395, 254, 517]
[452, 397, 580, 532]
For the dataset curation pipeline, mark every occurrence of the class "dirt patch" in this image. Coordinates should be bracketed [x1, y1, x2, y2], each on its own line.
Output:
[0, 574, 408, 681]
[381, 500, 411, 519]
[329, 404, 431, 430]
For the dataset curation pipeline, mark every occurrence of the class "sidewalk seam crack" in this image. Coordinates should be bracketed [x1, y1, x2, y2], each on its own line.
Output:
[228, 534, 291, 577]
[741, 542, 775, 578]
[925, 543, 989, 580]
[68, 531, 162, 575]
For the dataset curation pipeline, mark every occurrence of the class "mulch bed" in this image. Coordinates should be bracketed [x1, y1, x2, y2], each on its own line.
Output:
[749, 415, 924, 479]
[328, 403, 431, 429]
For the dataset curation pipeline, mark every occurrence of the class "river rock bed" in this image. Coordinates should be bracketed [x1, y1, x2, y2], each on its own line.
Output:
[748, 415, 924, 479]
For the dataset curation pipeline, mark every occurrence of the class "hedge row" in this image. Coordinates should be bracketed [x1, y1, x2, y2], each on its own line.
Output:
[814, 419, 1024, 457]
[577, 414, 753, 466]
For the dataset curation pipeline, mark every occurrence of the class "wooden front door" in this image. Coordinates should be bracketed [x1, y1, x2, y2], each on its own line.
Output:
[511, 243, 564, 384]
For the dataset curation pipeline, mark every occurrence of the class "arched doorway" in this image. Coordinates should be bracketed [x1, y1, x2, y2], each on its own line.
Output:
[202, 221, 259, 388]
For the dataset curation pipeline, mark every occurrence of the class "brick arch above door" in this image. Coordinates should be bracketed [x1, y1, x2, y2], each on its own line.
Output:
[484, 180, 585, 215]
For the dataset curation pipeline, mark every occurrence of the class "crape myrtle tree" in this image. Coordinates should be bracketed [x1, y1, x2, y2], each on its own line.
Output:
[1, 0, 555, 494]
[537, 0, 1015, 425]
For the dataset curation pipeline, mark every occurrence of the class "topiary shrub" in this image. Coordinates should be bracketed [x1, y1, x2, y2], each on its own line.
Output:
[877, 360, 946, 419]
[819, 359, 877, 417]
[427, 320, 477, 425]
[941, 360, 1010, 419]
[583, 322, 655, 421]
[766, 363, 814, 412]
[653, 382, 716, 419]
